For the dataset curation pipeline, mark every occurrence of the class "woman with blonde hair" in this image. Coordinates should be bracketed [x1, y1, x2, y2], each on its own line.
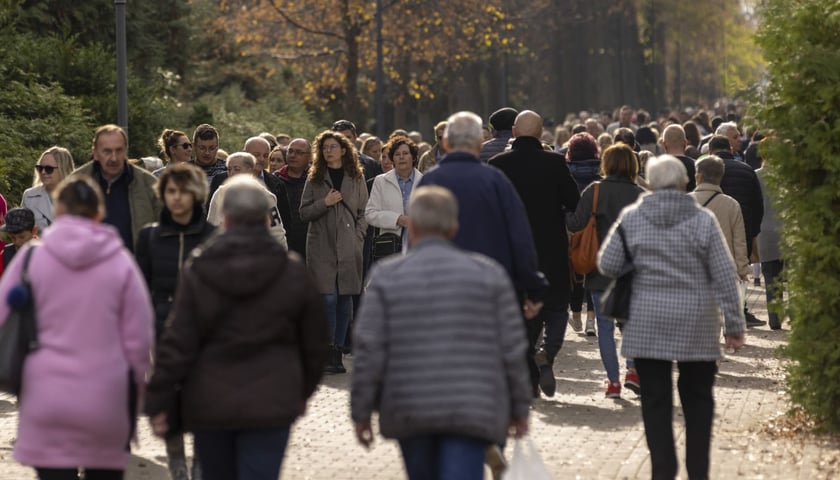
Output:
[21, 146, 75, 232]
[300, 131, 368, 374]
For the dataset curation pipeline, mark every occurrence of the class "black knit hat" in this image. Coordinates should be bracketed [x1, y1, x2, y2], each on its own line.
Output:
[488, 108, 518, 131]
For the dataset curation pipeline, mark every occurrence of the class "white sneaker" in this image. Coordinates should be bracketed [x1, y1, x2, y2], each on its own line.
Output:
[585, 317, 596, 337]
[569, 312, 583, 332]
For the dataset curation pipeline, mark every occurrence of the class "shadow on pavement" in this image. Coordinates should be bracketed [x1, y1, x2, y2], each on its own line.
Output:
[534, 399, 642, 430]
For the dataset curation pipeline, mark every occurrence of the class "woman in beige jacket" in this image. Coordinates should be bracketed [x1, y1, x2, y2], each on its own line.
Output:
[300, 131, 368, 374]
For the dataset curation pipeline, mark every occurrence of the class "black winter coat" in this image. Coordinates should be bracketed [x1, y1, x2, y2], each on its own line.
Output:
[489, 136, 581, 309]
[717, 151, 764, 246]
[568, 159, 602, 193]
[278, 172, 309, 258]
[136, 206, 217, 338]
[143, 226, 328, 430]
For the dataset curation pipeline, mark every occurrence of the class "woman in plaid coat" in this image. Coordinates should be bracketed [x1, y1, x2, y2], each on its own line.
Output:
[598, 155, 746, 480]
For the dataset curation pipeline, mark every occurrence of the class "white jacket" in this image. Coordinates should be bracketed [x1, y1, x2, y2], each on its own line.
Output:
[365, 169, 422, 236]
[21, 185, 54, 232]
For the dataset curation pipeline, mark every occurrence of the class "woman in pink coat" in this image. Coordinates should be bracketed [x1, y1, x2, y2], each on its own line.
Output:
[0, 176, 153, 480]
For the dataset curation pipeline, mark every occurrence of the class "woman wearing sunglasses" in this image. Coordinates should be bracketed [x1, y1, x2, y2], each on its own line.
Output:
[153, 129, 193, 177]
[21, 146, 76, 232]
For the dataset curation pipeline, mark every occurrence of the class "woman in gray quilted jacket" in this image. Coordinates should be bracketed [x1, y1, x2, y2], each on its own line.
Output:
[598, 155, 746, 480]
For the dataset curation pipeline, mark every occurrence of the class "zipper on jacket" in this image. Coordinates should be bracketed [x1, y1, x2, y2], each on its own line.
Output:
[177, 232, 185, 274]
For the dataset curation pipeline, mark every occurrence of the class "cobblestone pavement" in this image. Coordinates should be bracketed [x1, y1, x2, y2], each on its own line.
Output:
[1, 281, 838, 479]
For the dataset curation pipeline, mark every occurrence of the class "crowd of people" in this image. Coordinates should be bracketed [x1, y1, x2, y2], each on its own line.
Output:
[0, 103, 784, 480]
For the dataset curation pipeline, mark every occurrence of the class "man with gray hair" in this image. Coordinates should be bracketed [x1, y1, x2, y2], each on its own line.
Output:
[208, 136, 292, 229]
[715, 121, 743, 161]
[352, 185, 530, 478]
[689, 156, 751, 282]
[661, 124, 697, 191]
[417, 111, 547, 330]
[206, 152, 288, 249]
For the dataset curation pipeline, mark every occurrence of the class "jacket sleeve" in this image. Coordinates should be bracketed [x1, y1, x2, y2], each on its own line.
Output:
[271, 179, 293, 232]
[144, 269, 203, 416]
[705, 216, 747, 336]
[118, 254, 154, 388]
[746, 170, 765, 240]
[498, 178, 548, 302]
[365, 177, 400, 229]
[493, 268, 531, 419]
[559, 162, 581, 213]
[731, 208, 750, 278]
[350, 265, 388, 423]
[297, 272, 329, 399]
[299, 179, 329, 223]
[565, 183, 594, 232]
[0, 244, 29, 328]
[598, 219, 629, 279]
[354, 177, 369, 239]
[206, 189, 223, 226]
[135, 227, 154, 287]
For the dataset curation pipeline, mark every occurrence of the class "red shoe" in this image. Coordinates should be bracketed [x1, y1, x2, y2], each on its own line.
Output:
[624, 369, 641, 395]
[605, 380, 621, 398]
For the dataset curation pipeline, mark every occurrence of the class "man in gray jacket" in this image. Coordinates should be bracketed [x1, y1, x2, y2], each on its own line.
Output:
[351, 186, 530, 479]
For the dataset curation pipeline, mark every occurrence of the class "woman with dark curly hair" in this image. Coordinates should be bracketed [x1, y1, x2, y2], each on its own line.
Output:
[299, 131, 368, 374]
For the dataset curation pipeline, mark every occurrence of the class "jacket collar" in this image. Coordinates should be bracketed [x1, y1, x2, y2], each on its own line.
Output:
[159, 204, 209, 236]
[438, 151, 480, 165]
[694, 182, 723, 194]
[511, 136, 543, 150]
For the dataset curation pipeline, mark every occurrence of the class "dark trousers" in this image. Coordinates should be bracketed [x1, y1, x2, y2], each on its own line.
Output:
[527, 306, 569, 387]
[194, 427, 290, 480]
[635, 359, 717, 480]
[761, 259, 784, 328]
[399, 434, 488, 480]
[37, 469, 122, 480]
[570, 275, 593, 312]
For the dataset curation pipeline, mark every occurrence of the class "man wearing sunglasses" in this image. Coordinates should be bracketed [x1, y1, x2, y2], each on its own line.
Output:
[73, 124, 161, 252]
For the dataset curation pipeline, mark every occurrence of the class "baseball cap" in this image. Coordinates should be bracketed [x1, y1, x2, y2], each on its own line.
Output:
[0, 208, 36, 233]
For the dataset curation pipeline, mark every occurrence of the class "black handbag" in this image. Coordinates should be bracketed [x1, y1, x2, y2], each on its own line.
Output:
[371, 231, 402, 262]
[600, 225, 633, 325]
[0, 246, 39, 395]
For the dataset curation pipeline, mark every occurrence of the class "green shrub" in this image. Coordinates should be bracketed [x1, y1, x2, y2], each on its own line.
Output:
[754, 0, 840, 431]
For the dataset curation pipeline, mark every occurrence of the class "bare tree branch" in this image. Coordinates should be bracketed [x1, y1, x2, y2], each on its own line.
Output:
[269, 0, 346, 40]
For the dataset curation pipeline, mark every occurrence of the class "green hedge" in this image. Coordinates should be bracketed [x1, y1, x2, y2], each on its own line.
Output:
[754, 0, 840, 431]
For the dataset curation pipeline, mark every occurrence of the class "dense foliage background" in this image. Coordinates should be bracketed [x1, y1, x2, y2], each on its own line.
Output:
[754, 0, 840, 432]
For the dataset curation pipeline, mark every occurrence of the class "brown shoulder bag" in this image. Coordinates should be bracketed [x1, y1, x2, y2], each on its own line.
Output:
[569, 182, 600, 275]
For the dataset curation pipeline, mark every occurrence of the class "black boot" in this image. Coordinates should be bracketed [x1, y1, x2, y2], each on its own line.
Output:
[324, 345, 340, 374]
[334, 345, 347, 374]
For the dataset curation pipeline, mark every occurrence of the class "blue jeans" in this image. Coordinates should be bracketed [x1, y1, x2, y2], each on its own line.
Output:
[324, 291, 352, 347]
[399, 434, 488, 480]
[194, 427, 290, 480]
[591, 291, 633, 382]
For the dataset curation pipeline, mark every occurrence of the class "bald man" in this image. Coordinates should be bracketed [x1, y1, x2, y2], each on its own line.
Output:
[661, 124, 697, 191]
[489, 110, 581, 398]
[208, 136, 293, 230]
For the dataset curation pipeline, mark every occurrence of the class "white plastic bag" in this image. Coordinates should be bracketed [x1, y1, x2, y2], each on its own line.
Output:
[502, 437, 552, 480]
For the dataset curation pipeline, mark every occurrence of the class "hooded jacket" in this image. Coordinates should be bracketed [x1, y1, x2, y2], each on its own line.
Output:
[144, 226, 328, 430]
[598, 190, 745, 361]
[0, 215, 152, 469]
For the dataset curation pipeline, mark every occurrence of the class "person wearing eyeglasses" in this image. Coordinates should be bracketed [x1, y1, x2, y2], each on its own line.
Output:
[21, 146, 76, 232]
[300, 131, 368, 374]
[417, 121, 447, 173]
[277, 138, 313, 258]
[153, 129, 193, 178]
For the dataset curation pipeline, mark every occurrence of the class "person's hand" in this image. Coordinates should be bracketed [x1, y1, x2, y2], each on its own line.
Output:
[523, 300, 543, 320]
[355, 421, 374, 448]
[325, 189, 343, 206]
[396, 215, 410, 227]
[725, 334, 746, 353]
[150, 413, 168, 438]
[509, 417, 528, 438]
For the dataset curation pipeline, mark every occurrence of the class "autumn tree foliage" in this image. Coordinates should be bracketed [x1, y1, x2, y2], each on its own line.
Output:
[218, 0, 518, 124]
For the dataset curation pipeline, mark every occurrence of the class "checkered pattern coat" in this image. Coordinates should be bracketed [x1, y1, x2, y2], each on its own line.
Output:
[598, 190, 746, 361]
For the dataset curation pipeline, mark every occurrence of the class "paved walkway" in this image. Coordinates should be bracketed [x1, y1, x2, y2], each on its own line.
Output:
[1, 282, 838, 479]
